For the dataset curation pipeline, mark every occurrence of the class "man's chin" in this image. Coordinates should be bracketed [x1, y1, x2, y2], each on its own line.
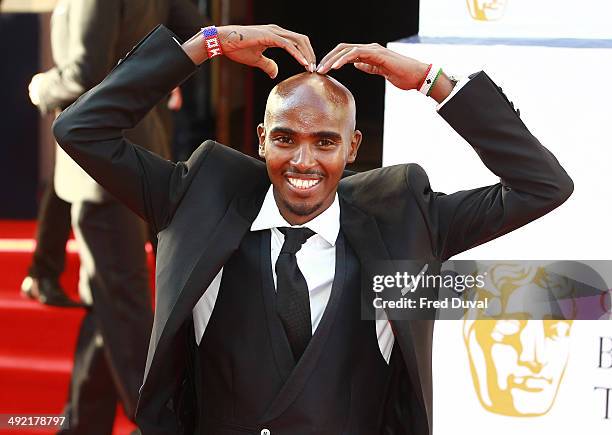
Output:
[283, 199, 323, 217]
[272, 185, 332, 222]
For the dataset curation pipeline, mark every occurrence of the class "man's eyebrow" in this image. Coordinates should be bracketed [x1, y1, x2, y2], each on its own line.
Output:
[269, 127, 342, 141]
[314, 131, 343, 141]
[269, 127, 297, 136]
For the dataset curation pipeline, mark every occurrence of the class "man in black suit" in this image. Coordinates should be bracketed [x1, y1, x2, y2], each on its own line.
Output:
[53, 23, 573, 435]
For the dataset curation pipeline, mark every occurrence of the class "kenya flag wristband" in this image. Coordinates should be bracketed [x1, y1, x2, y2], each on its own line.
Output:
[418, 65, 442, 96]
[201, 26, 223, 59]
[416, 64, 433, 90]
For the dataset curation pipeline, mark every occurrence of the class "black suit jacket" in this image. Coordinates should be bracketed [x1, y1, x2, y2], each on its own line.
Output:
[53, 25, 573, 435]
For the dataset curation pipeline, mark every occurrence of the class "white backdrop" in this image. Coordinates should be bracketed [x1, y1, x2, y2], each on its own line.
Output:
[383, 42, 612, 261]
[419, 0, 612, 39]
[382, 41, 612, 434]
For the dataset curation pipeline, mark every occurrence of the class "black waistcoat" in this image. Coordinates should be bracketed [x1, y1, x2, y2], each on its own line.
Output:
[195, 230, 393, 434]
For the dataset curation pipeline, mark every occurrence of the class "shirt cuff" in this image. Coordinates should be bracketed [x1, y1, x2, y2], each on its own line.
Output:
[436, 77, 469, 111]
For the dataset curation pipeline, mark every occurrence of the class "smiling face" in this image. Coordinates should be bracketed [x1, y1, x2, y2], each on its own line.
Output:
[257, 73, 362, 225]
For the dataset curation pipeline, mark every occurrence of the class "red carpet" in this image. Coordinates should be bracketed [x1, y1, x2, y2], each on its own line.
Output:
[0, 221, 155, 435]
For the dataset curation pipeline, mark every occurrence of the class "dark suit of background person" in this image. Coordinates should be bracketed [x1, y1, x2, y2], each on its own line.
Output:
[53, 26, 573, 435]
[23, 0, 205, 306]
[25, 2, 205, 433]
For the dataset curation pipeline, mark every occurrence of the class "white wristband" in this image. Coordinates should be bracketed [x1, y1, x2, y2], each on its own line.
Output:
[419, 65, 443, 96]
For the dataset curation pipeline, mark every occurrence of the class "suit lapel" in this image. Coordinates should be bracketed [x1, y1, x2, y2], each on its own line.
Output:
[338, 196, 428, 414]
[141, 184, 269, 395]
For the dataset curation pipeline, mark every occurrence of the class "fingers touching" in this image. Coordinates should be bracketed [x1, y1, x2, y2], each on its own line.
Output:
[214, 26, 395, 80]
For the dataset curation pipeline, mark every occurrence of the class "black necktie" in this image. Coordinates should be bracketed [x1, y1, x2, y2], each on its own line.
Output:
[275, 227, 316, 361]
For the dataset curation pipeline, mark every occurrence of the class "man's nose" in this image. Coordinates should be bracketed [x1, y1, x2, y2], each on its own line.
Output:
[518, 320, 546, 371]
[291, 143, 315, 171]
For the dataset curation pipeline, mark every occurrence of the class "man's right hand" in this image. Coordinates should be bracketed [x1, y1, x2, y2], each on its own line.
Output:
[183, 25, 316, 78]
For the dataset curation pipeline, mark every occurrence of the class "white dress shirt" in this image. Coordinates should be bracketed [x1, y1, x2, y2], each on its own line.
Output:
[192, 186, 395, 363]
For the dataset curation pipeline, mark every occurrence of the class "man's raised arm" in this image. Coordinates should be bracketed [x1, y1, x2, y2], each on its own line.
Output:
[53, 24, 316, 233]
[318, 43, 573, 261]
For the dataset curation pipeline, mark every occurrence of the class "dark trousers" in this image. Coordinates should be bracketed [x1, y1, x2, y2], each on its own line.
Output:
[58, 200, 153, 435]
[28, 183, 158, 282]
[28, 182, 71, 281]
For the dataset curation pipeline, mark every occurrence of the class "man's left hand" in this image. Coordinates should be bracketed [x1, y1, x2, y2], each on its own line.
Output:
[316, 43, 429, 90]
[317, 43, 455, 102]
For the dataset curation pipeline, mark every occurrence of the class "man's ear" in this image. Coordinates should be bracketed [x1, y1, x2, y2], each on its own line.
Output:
[257, 123, 266, 158]
[347, 129, 362, 164]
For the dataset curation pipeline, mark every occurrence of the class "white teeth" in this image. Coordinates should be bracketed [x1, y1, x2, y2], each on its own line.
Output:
[288, 177, 320, 189]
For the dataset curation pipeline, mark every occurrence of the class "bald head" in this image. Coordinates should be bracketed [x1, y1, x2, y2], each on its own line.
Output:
[264, 72, 356, 130]
[257, 72, 362, 226]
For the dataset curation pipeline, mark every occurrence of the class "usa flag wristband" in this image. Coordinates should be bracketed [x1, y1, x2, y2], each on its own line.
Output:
[201, 26, 223, 59]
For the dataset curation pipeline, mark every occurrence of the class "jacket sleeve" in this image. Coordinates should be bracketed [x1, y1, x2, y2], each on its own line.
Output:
[53, 25, 203, 233]
[412, 71, 573, 261]
[37, 0, 122, 113]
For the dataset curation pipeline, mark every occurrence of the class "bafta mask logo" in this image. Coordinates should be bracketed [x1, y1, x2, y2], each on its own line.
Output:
[466, 0, 508, 21]
[462, 264, 575, 416]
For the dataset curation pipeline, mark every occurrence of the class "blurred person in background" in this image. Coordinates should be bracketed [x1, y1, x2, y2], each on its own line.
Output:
[26, 0, 206, 433]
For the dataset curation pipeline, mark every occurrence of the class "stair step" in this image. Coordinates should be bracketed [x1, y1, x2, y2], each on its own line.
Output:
[0, 233, 155, 299]
[0, 357, 135, 434]
[0, 355, 68, 435]
[0, 222, 147, 434]
[0, 293, 84, 360]
[0, 221, 46, 239]
[0, 355, 71, 412]
[0, 240, 80, 299]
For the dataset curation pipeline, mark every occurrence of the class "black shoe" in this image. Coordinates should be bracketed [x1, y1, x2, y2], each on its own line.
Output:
[20, 276, 85, 308]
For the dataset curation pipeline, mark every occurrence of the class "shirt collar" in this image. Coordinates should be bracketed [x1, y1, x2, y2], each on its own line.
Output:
[250, 186, 340, 246]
